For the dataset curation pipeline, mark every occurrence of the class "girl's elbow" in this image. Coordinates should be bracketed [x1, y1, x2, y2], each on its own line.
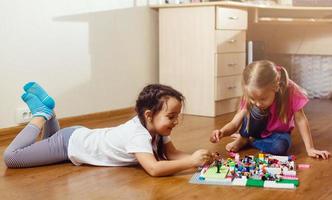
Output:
[146, 166, 162, 177]
[144, 164, 162, 177]
[148, 171, 159, 177]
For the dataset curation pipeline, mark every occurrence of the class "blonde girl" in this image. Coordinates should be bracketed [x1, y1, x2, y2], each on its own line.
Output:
[210, 60, 330, 159]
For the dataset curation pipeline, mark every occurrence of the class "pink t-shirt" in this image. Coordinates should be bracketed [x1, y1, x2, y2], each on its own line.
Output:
[241, 80, 309, 138]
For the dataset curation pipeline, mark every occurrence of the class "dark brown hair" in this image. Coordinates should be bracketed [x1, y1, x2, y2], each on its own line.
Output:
[135, 84, 185, 160]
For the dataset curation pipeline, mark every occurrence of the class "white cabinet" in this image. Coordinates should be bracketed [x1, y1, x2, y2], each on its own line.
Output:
[159, 6, 248, 116]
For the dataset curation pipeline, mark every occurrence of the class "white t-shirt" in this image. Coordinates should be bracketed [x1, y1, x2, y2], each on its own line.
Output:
[67, 116, 171, 166]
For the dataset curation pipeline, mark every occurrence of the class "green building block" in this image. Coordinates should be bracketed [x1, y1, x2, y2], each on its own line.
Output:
[246, 179, 264, 187]
[277, 179, 299, 187]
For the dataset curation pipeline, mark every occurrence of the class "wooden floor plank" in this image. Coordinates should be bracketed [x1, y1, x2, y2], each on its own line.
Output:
[1, 99, 331, 200]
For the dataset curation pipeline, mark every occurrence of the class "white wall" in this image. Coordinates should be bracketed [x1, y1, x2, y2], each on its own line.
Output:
[0, 0, 159, 128]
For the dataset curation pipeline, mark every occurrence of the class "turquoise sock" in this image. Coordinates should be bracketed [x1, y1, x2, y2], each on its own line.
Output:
[23, 82, 55, 109]
[21, 93, 54, 120]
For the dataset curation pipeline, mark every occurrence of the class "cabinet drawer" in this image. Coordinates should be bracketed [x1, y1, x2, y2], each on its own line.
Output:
[215, 97, 240, 115]
[215, 53, 246, 77]
[216, 7, 247, 30]
[215, 30, 246, 53]
[215, 75, 242, 100]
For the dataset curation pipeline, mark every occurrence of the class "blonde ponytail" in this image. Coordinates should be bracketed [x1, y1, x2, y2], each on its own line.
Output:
[275, 66, 289, 123]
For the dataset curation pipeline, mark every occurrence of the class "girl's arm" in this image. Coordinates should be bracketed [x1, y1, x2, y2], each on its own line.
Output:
[210, 109, 247, 143]
[295, 109, 330, 159]
[164, 141, 190, 160]
[135, 148, 211, 177]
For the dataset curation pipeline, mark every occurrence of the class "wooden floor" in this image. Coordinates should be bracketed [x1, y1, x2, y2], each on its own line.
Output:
[1, 99, 331, 200]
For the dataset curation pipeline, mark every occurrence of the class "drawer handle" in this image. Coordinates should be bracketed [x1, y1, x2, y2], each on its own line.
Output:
[228, 63, 237, 67]
[229, 16, 239, 20]
[228, 39, 236, 43]
[227, 86, 237, 90]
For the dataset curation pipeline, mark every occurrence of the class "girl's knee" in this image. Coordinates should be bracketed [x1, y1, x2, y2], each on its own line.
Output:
[270, 139, 290, 155]
[3, 149, 18, 168]
[3, 150, 13, 168]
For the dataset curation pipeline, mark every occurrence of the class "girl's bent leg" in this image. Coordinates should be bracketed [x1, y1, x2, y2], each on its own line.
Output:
[252, 133, 291, 155]
[42, 116, 60, 139]
[3, 125, 76, 168]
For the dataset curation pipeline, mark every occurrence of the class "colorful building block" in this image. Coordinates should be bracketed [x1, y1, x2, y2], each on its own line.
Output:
[189, 153, 302, 189]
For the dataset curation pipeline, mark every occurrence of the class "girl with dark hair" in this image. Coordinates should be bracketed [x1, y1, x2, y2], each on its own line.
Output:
[4, 82, 212, 176]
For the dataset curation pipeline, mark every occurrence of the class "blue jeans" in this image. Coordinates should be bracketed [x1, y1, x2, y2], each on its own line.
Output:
[252, 132, 291, 155]
[239, 106, 291, 155]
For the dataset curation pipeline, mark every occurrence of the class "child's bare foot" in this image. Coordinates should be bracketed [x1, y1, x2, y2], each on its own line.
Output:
[225, 134, 248, 152]
[230, 133, 240, 139]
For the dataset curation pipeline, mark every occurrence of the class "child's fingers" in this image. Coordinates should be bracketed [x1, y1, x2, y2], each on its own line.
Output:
[210, 132, 219, 143]
[321, 151, 330, 159]
[203, 155, 211, 160]
[315, 151, 330, 159]
[215, 134, 220, 142]
[321, 153, 327, 160]
[202, 155, 213, 164]
[309, 152, 320, 159]
[210, 136, 216, 143]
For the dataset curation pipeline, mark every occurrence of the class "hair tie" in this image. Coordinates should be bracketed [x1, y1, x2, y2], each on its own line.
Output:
[275, 65, 282, 72]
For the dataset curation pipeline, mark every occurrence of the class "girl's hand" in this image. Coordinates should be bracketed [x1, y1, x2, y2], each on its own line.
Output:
[190, 149, 212, 167]
[307, 148, 331, 159]
[210, 129, 223, 143]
